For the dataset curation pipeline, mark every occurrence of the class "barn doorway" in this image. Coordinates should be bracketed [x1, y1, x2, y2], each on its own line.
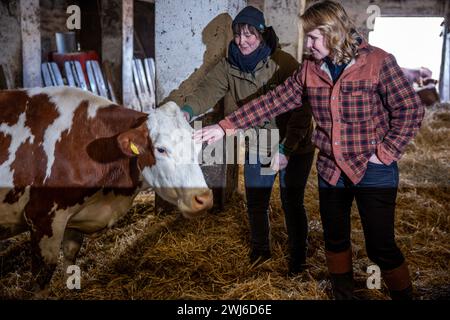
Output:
[368, 17, 444, 83]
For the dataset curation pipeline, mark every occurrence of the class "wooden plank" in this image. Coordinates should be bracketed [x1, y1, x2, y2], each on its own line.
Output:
[86, 61, 99, 95]
[64, 61, 76, 87]
[47, 63, 57, 86]
[143, 58, 156, 110]
[91, 60, 108, 98]
[0, 65, 7, 89]
[135, 59, 152, 111]
[131, 60, 143, 111]
[41, 64, 53, 87]
[145, 57, 156, 85]
[20, 0, 42, 88]
[122, 0, 134, 106]
[50, 62, 64, 85]
[73, 61, 88, 90]
[102, 62, 117, 102]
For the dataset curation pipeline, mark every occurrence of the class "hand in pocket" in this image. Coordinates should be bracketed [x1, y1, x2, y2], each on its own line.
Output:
[368, 153, 383, 164]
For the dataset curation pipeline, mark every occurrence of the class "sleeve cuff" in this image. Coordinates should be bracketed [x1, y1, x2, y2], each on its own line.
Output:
[376, 143, 395, 165]
[181, 105, 194, 121]
[218, 119, 237, 135]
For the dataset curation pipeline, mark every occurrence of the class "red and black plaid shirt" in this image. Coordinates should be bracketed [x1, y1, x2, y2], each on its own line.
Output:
[219, 42, 425, 185]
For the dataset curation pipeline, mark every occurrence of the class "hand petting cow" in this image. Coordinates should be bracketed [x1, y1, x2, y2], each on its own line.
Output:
[0, 86, 212, 296]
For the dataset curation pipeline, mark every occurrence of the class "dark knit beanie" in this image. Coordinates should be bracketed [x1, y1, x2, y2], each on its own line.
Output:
[232, 6, 266, 32]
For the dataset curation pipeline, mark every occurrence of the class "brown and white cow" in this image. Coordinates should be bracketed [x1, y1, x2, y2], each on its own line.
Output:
[0, 86, 212, 293]
[401, 67, 440, 106]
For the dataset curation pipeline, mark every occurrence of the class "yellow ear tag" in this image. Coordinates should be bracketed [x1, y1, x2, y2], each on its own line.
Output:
[130, 142, 140, 155]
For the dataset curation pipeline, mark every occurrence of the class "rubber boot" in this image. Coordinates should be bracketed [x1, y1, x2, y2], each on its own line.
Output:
[382, 262, 413, 300]
[326, 248, 354, 300]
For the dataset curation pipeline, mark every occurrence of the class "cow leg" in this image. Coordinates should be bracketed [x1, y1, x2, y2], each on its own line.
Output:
[28, 213, 70, 298]
[62, 228, 84, 270]
[29, 230, 58, 298]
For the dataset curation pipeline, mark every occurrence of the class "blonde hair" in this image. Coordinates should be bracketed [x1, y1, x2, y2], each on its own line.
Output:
[301, 1, 361, 64]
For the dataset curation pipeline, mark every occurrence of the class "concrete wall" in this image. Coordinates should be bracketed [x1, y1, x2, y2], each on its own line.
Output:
[155, 0, 246, 104]
[265, 0, 302, 59]
[40, 0, 70, 61]
[100, 0, 122, 101]
[0, 1, 21, 88]
[248, 0, 264, 11]
[0, 0, 72, 88]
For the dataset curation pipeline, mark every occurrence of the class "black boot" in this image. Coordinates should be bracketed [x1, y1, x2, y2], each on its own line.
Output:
[249, 248, 271, 264]
[288, 254, 307, 276]
[330, 271, 355, 300]
[382, 262, 413, 300]
[389, 285, 413, 300]
[325, 249, 354, 300]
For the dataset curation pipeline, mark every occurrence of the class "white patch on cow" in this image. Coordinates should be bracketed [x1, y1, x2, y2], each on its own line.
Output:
[67, 190, 135, 233]
[39, 205, 72, 265]
[143, 101, 207, 189]
[27, 87, 113, 181]
[0, 112, 35, 187]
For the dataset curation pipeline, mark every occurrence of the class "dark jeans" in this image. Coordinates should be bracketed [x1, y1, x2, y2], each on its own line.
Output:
[318, 161, 405, 270]
[244, 151, 314, 262]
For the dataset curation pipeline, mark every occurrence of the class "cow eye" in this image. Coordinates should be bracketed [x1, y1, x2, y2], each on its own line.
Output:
[156, 147, 167, 154]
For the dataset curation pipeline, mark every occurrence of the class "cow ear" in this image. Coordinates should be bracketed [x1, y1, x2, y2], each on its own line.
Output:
[117, 128, 146, 158]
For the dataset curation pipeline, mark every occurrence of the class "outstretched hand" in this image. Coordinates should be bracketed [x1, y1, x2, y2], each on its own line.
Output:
[193, 124, 225, 145]
[270, 151, 289, 172]
[182, 111, 191, 122]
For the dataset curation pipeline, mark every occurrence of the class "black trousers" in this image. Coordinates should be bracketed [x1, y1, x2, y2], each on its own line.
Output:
[318, 162, 405, 270]
[245, 151, 314, 261]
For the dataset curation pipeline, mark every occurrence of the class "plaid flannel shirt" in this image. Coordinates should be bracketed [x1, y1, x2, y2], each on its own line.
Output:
[219, 42, 425, 185]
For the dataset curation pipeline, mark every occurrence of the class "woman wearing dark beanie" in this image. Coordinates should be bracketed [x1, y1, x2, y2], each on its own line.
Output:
[182, 6, 314, 274]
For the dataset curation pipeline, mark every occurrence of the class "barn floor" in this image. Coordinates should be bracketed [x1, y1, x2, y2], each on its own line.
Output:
[0, 104, 449, 300]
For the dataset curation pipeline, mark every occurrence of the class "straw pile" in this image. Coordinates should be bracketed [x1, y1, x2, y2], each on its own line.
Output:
[0, 104, 448, 300]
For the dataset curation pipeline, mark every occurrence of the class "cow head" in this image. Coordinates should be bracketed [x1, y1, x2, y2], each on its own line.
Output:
[117, 102, 212, 218]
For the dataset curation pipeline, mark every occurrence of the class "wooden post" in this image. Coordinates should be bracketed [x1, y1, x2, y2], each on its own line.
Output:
[122, 0, 134, 107]
[439, 2, 450, 102]
[297, 0, 306, 62]
[20, 0, 42, 88]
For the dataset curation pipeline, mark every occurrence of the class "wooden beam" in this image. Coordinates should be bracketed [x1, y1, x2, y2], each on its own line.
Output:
[297, 0, 306, 62]
[122, 0, 134, 106]
[20, 0, 42, 88]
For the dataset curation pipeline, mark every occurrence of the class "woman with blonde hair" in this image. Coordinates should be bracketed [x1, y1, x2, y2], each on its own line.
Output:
[195, 1, 424, 300]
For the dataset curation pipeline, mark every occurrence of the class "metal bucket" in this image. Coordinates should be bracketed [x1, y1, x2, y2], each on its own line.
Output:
[55, 32, 76, 53]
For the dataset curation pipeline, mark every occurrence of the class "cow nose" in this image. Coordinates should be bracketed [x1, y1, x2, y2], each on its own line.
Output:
[192, 189, 213, 212]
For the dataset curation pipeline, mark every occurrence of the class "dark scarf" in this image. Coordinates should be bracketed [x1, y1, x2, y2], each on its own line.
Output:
[324, 56, 347, 83]
[227, 41, 271, 74]
[324, 32, 363, 83]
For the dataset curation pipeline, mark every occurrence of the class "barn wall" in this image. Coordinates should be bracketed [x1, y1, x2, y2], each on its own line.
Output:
[40, 0, 71, 61]
[248, 0, 264, 11]
[247, 0, 307, 61]
[100, 0, 122, 102]
[305, 0, 448, 39]
[0, 0, 77, 88]
[265, 0, 302, 59]
[155, 0, 246, 104]
[0, 1, 20, 88]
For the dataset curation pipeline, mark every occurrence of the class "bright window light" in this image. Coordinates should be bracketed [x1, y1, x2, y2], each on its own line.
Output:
[368, 17, 444, 80]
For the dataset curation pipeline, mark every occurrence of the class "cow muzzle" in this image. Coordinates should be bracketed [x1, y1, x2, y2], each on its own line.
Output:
[181, 188, 213, 218]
